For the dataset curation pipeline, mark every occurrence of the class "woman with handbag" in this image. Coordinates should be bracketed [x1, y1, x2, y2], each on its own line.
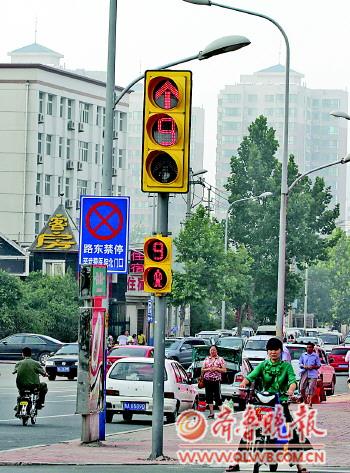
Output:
[201, 345, 226, 419]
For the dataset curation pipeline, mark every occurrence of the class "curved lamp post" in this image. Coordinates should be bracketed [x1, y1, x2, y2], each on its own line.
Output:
[114, 35, 251, 107]
[221, 191, 273, 329]
[330, 110, 350, 121]
[182, 0, 290, 337]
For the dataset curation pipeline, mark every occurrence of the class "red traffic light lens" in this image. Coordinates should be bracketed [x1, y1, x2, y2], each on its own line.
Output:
[153, 79, 179, 110]
[145, 238, 168, 262]
[146, 267, 168, 290]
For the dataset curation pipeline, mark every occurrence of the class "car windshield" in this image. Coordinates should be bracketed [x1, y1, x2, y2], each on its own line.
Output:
[244, 340, 267, 350]
[165, 340, 181, 350]
[331, 347, 349, 355]
[55, 344, 78, 355]
[109, 362, 167, 381]
[217, 338, 242, 348]
[109, 347, 149, 357]
[319, 334, 339, 344]
[288, 347, 308, 360]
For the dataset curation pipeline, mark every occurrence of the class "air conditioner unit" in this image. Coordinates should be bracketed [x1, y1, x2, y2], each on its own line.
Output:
[113, 131, 118, 140]
[35, 195, 42, 205]
[76, 200, 80, 210]
[65, 199, 73, 209]
[78, 122, 85, 132]
[37, 154, 43, 164]
[67, 120, 75, 130]
[77, 161, 83, 171]
[38, 113, 44, 124]
[112, 168, 117, 177]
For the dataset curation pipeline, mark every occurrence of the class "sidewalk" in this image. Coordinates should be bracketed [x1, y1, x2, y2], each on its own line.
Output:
[0, 393, 349, 468]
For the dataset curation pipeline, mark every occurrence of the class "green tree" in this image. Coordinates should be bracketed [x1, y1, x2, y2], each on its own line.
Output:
[172, 205, 252, 332]
[19, 271, 79, 341]
[225, 116, 339, 322]
[0, 270, 23, 337]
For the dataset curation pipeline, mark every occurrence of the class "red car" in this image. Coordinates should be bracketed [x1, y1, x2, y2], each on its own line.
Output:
[107, 345, 154, 371]
[328, 345, 350, 372]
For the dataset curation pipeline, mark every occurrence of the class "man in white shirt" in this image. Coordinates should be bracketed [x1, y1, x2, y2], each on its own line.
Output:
[117, 330, 129, 345]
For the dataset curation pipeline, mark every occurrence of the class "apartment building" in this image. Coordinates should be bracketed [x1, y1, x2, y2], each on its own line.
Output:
[0, 43, 128, 246]
[215, 65, 348, 224]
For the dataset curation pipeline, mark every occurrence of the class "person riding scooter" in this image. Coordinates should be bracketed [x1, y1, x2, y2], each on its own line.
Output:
[13, 347, 48, 412]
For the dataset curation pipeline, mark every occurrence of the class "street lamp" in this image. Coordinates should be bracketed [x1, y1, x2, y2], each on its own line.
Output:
[114, 35, 251, 108]
[182, 0, 290, 338]
[221, 192, 273, 330]
[330, 110, 350, 121]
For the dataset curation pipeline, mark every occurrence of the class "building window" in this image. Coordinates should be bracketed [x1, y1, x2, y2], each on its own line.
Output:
[38, 133, 43, 154]
[46, 135, 52, 155]
[67, 99, 73, 120]
[95, 144, 100, 164]
[65, 178, 71, 198]
[47, 94, 54, 115]
[223, 108, 240, 117]
[118, 112, 127, 131]
[77, 179, 88, 197]
[43, 260, 65, 276]
[79, 141, 89, 162]
[58, 176, 63, 196]
[224, 94, 241, 103]
[44, 214, 50, 225]
[118, 149, 125, 168]
[247, 94, 257, 103]
[35, 213, 41, 235]
[265, 95, 274, 103]
[39, 91, 44, 114]
[66, 139, 71, 159]
[79, 102, 90, 124]
[58, 137, 63, 158]
[60, 97, 65, 118]
[101, 145, 104, 165]
[117, 185, 125, 196]
[96, 106, 102, 126]
[36, 174, 42, 194]
[44, 175, 52, 196]
[103, 107, 106, 127]
[94, 182, 100, 195]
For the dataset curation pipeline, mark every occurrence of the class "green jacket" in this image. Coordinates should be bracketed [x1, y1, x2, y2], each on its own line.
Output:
[246, 359, 296, 401]
[14, 357, 46, 388]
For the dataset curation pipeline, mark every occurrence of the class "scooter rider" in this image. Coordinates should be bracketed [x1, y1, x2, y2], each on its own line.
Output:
[13, 347, 48, 411]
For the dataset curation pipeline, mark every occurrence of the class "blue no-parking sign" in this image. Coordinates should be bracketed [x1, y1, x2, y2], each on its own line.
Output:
[79, 196, 130, 273]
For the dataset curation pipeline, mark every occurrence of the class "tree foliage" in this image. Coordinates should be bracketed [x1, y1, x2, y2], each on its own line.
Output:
[0, 271, 79, 341]
[172, 205, 252, 332]
[225, 116, 339, 322]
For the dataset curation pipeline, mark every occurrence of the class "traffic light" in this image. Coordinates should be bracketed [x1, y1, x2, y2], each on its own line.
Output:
[141, 70, 192, 193]
[79, 265, 92, 299]
[143, 235, 172, 294]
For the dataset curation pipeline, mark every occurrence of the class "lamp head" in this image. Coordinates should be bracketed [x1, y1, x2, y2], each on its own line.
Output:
[258, 191, 273, 198]
[192, 168, 208, 177]
[183, 0, 211, 5]
[341, 154, 350, 164]
[198, 35, 251, 60]
[330, 110, 350, 121]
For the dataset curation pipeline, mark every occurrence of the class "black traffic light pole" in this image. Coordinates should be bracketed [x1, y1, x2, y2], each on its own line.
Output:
[149, 192, 169, 459]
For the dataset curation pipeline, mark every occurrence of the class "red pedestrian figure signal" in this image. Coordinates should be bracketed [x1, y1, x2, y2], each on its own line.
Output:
[143, 235, 172, 294]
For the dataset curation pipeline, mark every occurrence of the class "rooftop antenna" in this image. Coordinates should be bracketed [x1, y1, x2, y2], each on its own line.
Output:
[34, 17, 38, 43]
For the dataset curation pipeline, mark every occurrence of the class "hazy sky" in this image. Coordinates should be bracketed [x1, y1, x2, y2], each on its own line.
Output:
[2, 0, 350, 181]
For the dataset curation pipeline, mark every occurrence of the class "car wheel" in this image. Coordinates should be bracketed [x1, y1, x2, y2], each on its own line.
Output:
[106, 411, 114, 423]
[328, 379, 335, 396]
[237, 399, 246, 411]
[67, 374, 75, 381]
[38, 352, 50, 365]
[122, 412, 133, 422]
[269, 464, 278, 472]
[48, 374, 56, 381]
[166, 403, 179, 423]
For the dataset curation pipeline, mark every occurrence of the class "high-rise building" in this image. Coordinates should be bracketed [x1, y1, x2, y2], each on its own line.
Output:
[127, 83, 205, 245]
[0, 43, 129, 245]
[215, 65, 348, 224]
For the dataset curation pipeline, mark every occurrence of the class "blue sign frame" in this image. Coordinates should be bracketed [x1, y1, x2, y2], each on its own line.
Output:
[79, 196, 130, 274]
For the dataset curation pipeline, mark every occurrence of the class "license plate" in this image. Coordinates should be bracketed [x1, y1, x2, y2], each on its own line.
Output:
[20, 401, 28, 406]
[123, 402, 146, 411]
[339, 364, 348, 368]
[57, 366, 70, 373]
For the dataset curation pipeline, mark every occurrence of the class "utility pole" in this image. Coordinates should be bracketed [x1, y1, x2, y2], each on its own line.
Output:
[303, 265, 309, 331]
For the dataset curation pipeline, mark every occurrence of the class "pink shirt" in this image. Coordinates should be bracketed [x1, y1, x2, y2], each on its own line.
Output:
[203, 356, 226, 382]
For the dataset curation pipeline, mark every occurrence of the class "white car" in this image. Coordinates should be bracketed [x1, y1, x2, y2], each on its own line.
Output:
[106, 357, 198, 423]
[242, 335, 272, 367]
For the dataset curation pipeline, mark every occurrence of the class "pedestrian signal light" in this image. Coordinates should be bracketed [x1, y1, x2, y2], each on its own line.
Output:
[143, 235, 172, 294]
[79, 265, 92, 299]
[141, 70, 192, 193]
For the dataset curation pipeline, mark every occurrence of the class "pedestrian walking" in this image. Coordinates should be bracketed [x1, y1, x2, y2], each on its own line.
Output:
[299, 342, 321, 407]
[137, 330, 146, 345]
[202, 345, 226, 419]
[345, 349, 350, 386]
[107, 335, 114, 349]
[131, 334, 138, 345]
[117, 330, 129, 345]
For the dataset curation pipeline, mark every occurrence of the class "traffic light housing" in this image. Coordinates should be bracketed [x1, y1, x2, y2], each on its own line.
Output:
[141, 70, 192, 193]
[79, 265, 92, 299]
[143, 235, 172, 294]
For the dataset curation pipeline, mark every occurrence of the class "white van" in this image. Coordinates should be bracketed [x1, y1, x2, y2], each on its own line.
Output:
[255, 325, 276, 336]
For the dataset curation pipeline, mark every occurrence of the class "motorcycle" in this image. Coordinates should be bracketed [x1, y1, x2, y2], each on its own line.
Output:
[16, 388, 39, 426]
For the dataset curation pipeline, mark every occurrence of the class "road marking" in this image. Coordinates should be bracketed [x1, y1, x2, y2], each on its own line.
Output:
[46, 400, 76, 403]
[0, 413, 78, 423]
